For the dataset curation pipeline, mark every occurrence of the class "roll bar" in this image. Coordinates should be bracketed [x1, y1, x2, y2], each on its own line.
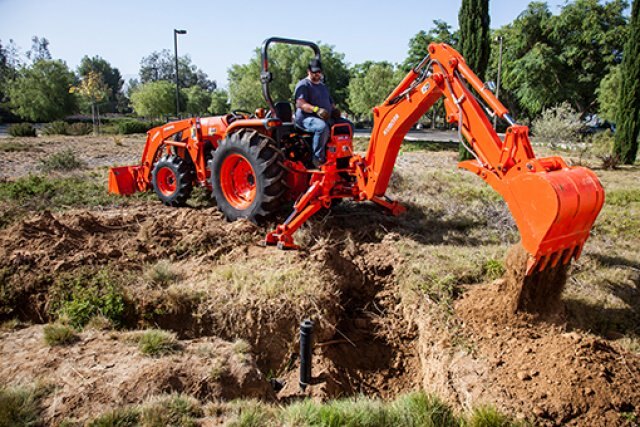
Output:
[260, 37, 321, 117]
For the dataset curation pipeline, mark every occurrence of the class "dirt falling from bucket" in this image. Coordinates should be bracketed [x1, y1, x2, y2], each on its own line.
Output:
[504, 244, 568, 320]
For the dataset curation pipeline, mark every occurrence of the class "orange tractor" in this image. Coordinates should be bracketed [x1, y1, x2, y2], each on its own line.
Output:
[109, 37, 604, 275]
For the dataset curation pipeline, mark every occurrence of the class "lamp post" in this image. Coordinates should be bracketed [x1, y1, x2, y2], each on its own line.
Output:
[493, 35, 504, 129]
[174, 29, 187, 117]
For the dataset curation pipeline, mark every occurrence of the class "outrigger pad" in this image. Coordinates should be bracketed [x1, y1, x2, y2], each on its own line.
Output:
[108, 166, 141, 195]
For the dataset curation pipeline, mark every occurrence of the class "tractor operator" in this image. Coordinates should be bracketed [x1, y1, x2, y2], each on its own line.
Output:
[294, 58, 353, 167]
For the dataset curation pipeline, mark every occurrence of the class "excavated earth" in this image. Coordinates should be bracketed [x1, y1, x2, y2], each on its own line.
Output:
[0, 137, 638, 425]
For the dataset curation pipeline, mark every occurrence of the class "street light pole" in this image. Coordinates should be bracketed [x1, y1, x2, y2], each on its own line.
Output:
[493, 35, 504, 129]
[174, 29, 187, 117]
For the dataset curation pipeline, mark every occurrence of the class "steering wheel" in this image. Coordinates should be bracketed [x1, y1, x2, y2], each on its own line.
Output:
[231, 110, 253, 120]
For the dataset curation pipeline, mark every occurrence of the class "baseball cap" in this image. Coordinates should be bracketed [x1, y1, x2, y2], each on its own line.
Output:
[308, 58, 323, 73]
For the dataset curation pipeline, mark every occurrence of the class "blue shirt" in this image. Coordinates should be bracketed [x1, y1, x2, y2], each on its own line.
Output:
[294, 78, 334, 126]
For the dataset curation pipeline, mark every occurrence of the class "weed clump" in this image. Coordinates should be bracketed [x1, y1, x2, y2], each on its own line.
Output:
[0, 386, 41, 426]
[43, 323, 78, 346]
[145, 260, 181, 287]
[40, 149, 85, 172]
[137, 329, 181, 357]
[49, 268, 129, 329]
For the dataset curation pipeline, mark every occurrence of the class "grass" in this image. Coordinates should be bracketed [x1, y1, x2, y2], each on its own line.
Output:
[39, 149, 85, 172]
[87, 407, 139, 427]
[0, 386, 41, 426]
[0, 141, 38, 152]
[43, 323, 79, 346]
[145, 260, 182, 287]
[137, 329, 181, 357]
[48, 268, 129, 329]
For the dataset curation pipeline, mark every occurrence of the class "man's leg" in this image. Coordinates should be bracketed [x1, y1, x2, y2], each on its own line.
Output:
[302, 117, 330, 164]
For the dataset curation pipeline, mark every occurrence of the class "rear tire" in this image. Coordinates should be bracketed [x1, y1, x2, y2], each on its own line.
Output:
[210, 129, 285, 222]
[151, 154, 193, 207]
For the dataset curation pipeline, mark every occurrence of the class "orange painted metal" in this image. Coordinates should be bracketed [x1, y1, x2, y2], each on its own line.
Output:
[219, 153, 257, 210]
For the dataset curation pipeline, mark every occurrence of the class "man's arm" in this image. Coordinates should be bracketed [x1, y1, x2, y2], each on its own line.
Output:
[297, 98, 329, 120]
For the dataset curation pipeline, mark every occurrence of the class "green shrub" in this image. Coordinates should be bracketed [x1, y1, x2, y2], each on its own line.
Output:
[8, 123, 37, 137]
[42, 121, 69, 135]
[140, 394, 203, 426]
[589, 130, 620, 169]
[138, 329, 181, 356]
[0, 386, 41, 426]
[68, 122, 93, 136]
[532, 102, 584, 146]
[116, 119, 162, 135]
[40, 149, 85, 172]
[49, 269, 128, 329]
[43, 323, 78, 346]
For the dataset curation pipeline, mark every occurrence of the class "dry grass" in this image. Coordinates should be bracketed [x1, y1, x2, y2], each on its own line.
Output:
[43, 323, 79, 346]
[137, 329, 181, 357]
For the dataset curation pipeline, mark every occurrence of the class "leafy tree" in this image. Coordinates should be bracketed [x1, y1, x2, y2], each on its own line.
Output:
[458, 0, 491, 160]
[183, 85, 211, 115]
[70, 71, 110, 133]
[139, 49, 215, 91]
[228, 42, 349, 112]
[596, 65, 621, 123]
[209, 89, 230, 115]
[614, 0, 640, 163]
[78, 56, 124, 112]
[403, 20, 458, 71]
[8, 59, 77, 122]
[348, 62, 400, 119]
[130, 80, 178, 118]
[26, 36, 51, 63]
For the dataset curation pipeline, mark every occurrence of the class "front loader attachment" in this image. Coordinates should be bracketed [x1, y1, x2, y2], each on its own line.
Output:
[462, 157, 605, 275]
[108, 165, 144, 195]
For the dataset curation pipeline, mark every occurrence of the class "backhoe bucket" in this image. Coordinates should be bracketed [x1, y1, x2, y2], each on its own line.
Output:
[108, 166, 143, 195]
[498, 164, 604, 274]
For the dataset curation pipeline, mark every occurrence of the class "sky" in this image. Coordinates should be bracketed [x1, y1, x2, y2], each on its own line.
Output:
[0, 0, 569, 88]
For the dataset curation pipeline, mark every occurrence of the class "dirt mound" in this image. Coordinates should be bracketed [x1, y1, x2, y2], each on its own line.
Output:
[0, 326, 273, 425]
[414, 280, 640, 425]
[504, 244, 568, 320]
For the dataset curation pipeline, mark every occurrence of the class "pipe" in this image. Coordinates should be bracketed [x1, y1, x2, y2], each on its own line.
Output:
[299, 319, 314, 391]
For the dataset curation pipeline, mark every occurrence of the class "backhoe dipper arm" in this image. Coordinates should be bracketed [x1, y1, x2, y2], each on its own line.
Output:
[360, 43, 604, 274]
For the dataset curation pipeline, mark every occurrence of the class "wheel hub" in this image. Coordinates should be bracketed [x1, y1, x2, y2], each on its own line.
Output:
[220, 153, 257, 210]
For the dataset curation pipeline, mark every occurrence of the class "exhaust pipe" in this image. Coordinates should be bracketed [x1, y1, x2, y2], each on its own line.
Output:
[299, 319, 314, 391]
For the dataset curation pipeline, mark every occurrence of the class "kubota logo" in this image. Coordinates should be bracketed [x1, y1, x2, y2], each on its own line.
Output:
[383, 114, 400, 136]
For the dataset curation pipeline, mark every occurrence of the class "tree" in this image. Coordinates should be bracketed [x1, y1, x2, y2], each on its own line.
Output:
[614, 0, 640, 163]
[26, 36, 51, 63]
[209, 89, 230, 115]
[70, 71, 110, 133]
[347, 62, 400, 119]
[596, 65, 621, 123]
[183, 85, 211, 115]
[78, 56, 124, 112]
[8, 59, 77, 122]
[458, 0, 491, 160]
[130, 81, 177, 118]
[227, 42, 350, 112]
[139, 49, 215, 91]
[403, 20, 458, 71]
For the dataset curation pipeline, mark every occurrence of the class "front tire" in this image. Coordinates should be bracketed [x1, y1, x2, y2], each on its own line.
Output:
[210, 129, 285, 222]
[151, 154, 193, 207]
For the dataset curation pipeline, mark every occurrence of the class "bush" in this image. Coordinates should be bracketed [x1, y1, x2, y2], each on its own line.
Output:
[532, 102, 584, 146]
[49, 269, 128, 329]
[39, 149, 85, 172]
[116, 119, 162, 135]
[589, 130, 620, 169]
[43, 323, 78, 346]
[138, 329, 181, 356]
[68, 122, 93, 136]
[8, 123, 37, 137]
[87, 407, 139, 427]
[0, 386, 41, 426]
[41, 121, 69, 135]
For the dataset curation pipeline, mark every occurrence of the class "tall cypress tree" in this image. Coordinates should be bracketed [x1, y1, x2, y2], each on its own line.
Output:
[458, 0, 491, 161]
[614, 0, 640, 164]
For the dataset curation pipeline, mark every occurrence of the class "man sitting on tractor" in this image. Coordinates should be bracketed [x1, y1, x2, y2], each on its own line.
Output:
[294, 58, 353, 167]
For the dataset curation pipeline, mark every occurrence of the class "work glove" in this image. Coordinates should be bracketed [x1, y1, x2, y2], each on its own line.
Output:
[316, 107, 330, 121]
[331, 108, 341, 119]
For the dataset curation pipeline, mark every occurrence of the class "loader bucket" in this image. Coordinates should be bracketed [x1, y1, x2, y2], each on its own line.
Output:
[108, 166, 143, 195]
[498, 164, 604, 274]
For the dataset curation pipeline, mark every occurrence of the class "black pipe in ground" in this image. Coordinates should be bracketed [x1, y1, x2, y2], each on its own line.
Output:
[299, 319, 314, 391]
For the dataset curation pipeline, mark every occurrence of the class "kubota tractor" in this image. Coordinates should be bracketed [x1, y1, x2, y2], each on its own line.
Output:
[109, 37, 604, 276]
